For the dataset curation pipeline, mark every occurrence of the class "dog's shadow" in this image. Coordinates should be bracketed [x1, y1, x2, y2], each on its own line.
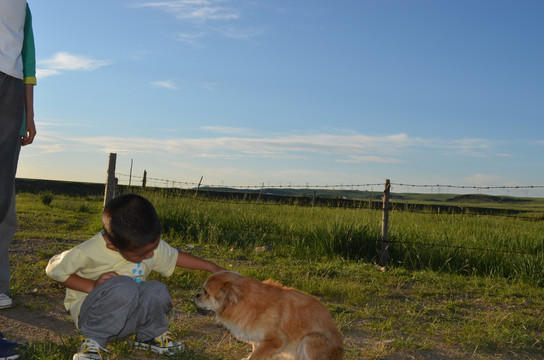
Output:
[196, 307, 213, 316]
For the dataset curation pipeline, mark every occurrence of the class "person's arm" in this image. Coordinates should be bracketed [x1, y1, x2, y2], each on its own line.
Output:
[21, 4, 37, 145]
[176, 251, 224, 273]
[60, 272, 119, 294]
[22, 84, 36, 145]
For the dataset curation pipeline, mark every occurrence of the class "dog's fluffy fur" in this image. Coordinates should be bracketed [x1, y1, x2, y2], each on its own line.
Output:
[195, 271, 344, 360]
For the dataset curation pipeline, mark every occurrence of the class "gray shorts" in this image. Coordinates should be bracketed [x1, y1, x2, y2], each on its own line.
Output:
[78, 275, 172, 347]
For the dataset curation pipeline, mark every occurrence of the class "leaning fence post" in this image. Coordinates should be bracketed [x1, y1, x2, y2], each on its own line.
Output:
[103, 153, 117, 208]
[194, 176, 203, 198]
[380, 179, 391, 266]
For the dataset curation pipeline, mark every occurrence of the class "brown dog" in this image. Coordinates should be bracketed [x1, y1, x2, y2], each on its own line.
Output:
[195, 271, 344, 360]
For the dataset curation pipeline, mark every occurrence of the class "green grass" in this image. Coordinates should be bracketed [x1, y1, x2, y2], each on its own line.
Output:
[8, 190, 544, 359]
[143, 189, 544, 285]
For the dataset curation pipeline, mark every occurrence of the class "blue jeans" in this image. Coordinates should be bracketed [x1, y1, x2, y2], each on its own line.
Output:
[0, 71, 23, 294]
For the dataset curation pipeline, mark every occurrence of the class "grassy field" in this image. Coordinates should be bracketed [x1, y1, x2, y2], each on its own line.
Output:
[6, 190, 544, 359]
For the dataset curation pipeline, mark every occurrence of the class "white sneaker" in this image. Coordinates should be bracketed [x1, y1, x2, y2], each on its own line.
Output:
[0, 294, 12, 309]
[134, 331, 184, 355]
[72, 339, 108, 360]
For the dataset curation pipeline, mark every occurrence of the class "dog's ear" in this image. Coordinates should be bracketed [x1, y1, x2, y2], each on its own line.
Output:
[218, 281, 243, 306]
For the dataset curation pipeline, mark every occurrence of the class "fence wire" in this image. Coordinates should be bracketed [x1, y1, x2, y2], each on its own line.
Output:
[111, 172, 544, 258]
[115, 173, 544, 193]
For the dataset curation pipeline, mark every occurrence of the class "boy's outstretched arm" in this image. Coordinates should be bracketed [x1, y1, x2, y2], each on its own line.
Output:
[176, 251, 224, 273]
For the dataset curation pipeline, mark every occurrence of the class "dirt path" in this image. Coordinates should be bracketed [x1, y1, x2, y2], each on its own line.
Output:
[0, 306, 76, 344]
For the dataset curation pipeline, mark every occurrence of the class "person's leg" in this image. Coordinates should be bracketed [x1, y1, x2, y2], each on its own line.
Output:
[78, 276, 140, 347]
[0, 195, 17, 308]
[0, 72, 23, 297]
[132, 281, 184, 354]
[0, 331, 25, 359]
[133, 280, 171, 341]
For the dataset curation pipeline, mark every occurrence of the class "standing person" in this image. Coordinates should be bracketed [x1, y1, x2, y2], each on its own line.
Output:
[46, 194, 224, 360]
[0, 332, 25, 360]
[0, 3, 37, 359]
[0, 1, 37, 309]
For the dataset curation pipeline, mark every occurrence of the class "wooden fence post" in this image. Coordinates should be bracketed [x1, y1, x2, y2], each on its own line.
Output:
[142, 170, 147, 188]
[128, 159, 133, 187]
[103, 153, 117, 208]
[194, 176, 203, 198]
[380, 179, 391, 266]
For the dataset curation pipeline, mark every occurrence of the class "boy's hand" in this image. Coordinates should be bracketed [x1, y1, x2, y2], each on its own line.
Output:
[95, 271, 119, 287]
[211, 264, 226, 273]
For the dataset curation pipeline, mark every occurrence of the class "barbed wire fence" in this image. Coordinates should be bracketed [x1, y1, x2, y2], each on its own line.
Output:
[113, 172, 544, 196]
[102, 154, 544, 265]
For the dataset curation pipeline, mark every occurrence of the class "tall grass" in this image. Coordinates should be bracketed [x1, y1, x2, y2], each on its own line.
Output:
[387, 211, 544, 285]
[130, 189, 544, 285]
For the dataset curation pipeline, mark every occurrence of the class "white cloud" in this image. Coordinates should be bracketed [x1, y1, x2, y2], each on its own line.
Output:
[176, 32, 206, 47]
[37, 52, 111, 78]
[419, 137, 499, 158]
[29, 128, 512, 170]
[198, 82, 220, 91]
[39, 52, 111, 71]
[338, 155, 403, 164]
[221, 26, 265, 40]
[136, 1, 263, 47]
[462, 174, 504, 186]
[201, 126, 256, 136]
[137, 0, 239, 21]
[62, 132, 416, 164]
[152, 81, 179, 90]
[36, 68, 61, 79]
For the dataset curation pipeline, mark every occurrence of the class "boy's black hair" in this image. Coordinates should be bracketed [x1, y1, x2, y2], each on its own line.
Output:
[102, 194, 162, 251]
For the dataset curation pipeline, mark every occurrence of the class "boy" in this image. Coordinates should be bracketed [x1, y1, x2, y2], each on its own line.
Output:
[46, 194, 223, 360]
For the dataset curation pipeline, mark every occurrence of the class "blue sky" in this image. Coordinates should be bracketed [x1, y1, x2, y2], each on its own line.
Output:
[19, 0, 544, 196]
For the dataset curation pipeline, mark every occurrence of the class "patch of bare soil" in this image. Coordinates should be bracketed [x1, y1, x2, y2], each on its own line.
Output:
[0, 305, 76, 344]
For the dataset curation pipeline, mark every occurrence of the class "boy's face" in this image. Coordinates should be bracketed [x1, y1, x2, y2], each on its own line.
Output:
[103, 233, 160, 263]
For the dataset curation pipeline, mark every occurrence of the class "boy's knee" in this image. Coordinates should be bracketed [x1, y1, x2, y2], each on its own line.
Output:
[102, 275, 139, 302]
[141, 280, 171, 306]
[147, 280, 170, 299]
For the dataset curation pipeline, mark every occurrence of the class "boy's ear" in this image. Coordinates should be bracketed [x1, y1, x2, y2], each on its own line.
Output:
[102, 232, 119, 251]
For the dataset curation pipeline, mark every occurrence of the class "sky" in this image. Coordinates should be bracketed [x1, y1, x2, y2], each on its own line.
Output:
[18, 0, 544, 196]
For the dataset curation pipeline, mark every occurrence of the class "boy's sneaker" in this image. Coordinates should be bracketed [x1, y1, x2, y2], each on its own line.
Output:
[134, 331, 184, 355]
[0, 294, 12, 309]
[0, 337, 22, 360]
[73, 339, 108, 360]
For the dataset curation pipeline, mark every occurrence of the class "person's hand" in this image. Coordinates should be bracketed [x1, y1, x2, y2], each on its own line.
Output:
[21, 116, 36, 146]
[95, 271, 119, 288]
[211, 264, 226, 273]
